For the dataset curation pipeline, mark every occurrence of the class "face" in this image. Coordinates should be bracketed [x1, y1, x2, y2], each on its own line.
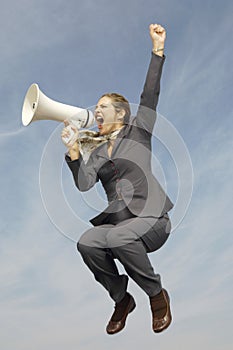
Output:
[94, 96, 124, 135]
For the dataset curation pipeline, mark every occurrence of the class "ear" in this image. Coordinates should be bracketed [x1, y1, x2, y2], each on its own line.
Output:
[116, 109, 126, 121]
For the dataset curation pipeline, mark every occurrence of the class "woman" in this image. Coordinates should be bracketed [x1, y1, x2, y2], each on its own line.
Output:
[62, 23, 173, 335]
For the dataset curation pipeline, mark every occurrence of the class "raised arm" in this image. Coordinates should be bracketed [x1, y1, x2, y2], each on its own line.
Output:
[136, 23, 166, 133]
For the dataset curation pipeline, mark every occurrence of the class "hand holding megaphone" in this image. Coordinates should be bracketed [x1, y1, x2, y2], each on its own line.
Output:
[61, 120, 79, 148]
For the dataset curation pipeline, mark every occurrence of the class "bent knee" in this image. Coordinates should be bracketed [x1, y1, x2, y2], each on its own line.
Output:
[77, 227, 108, 251]
[77, 228, 95, 252]
[77, 241, 91, 254]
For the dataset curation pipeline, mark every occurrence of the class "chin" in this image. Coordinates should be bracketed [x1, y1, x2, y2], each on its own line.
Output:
[99, 128, 108, 135]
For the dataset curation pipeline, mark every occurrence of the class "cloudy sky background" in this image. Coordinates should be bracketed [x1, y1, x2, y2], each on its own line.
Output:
[0, 0, 232, 349]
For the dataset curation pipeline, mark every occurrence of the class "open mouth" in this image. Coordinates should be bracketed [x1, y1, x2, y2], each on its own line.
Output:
[96, 116, 104, 128]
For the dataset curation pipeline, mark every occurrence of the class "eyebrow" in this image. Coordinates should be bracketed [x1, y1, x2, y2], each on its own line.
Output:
[95, 103, 109, 109]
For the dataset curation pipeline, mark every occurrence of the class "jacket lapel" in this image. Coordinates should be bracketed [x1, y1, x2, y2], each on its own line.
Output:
[111, 124, 129, 157]
[95, 142, 109, 159]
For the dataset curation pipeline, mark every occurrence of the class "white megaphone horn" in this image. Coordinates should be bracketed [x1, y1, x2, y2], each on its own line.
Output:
[22, 83, 94, 130]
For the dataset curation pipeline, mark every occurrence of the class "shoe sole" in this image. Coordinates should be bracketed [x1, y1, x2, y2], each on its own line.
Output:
[153, 315, 172, 333]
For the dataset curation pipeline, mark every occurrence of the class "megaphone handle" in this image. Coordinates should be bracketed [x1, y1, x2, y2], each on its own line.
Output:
[63, 124, 76, 144]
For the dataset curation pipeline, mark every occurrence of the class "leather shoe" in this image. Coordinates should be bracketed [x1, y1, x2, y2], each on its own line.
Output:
[106, 293, 136, 335]
[150, 288, 172, 333]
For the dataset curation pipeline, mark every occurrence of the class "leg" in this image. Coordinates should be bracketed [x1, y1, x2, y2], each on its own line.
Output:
[113, 238, 162, 296]
[106, 216, 172, 333]
[139, 215, 171, 253]
[77, 225, 128, 303]
[78, 225, 136, 335]
[106, 216, 169, 297]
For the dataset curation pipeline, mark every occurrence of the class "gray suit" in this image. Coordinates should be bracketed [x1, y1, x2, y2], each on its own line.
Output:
[65, 53, 173, 302]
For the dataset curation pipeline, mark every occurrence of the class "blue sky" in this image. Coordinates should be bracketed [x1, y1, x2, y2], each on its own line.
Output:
[0, 0, 232, 349]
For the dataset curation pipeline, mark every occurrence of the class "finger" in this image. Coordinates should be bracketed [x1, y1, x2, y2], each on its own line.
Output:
[67, 140, 76, 148]
[61, 132, 69, 138]
[62, 127, 69, 135]
[158, 25, 165, 32]
[71, 125, 78, 133]
[149, 23, 157, 32]
[156, 25, 162, 32]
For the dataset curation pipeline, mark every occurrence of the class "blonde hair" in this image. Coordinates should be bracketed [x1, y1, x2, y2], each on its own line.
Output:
[100, 93, 131, 124]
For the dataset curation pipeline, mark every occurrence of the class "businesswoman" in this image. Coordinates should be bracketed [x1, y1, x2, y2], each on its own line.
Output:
[61, 23, 173, 335]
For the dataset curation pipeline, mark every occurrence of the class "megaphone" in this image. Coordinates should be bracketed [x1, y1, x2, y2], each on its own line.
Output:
[22, 83, 94, 129]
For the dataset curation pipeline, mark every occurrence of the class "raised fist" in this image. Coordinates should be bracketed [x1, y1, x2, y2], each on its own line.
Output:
[149, 23, 166, 48]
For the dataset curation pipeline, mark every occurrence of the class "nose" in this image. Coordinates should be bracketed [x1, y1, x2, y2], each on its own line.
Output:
[94, 106, 101, 117]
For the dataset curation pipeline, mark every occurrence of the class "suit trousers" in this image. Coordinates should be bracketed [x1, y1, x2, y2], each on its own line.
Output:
[77, 215, 171, 303]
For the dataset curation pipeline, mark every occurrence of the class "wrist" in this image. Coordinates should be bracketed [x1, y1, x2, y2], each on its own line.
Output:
[69, 149, 80, 160]
[152, 45, 164, 57]
[153, 43, 164, 51]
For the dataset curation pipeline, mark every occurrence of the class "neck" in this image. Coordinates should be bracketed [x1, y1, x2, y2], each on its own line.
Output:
[111, 125, 124, 133]
[99, 124, 124, 137]
[112, 122, 125, 132]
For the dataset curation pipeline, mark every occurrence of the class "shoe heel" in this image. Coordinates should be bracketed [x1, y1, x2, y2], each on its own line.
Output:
[129, 299, 136, 313]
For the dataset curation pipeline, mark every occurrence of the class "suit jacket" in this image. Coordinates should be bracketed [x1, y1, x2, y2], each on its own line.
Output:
[65, 53, 174, 225]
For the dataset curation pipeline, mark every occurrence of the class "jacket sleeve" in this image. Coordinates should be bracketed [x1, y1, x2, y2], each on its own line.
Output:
[65, 153, 99, 191]
[135, 52, 165, 133]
